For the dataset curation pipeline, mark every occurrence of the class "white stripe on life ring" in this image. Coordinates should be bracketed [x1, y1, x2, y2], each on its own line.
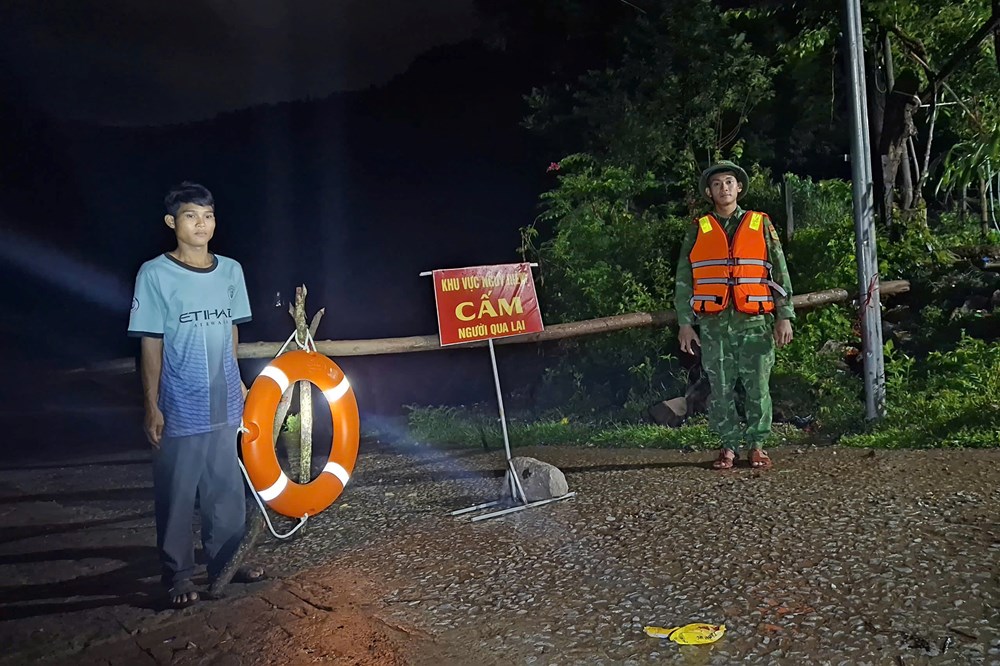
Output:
[259, 365, 290, 394]
[322, 461, 351, 487]
[323, 377, 351, 404]
[258, 471, 289, 501]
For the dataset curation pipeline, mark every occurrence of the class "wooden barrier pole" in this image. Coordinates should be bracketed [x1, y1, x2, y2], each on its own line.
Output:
[75, 280, 911, 375]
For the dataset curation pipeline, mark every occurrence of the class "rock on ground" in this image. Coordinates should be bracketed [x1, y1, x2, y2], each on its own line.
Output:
[502, 456, 569, 502]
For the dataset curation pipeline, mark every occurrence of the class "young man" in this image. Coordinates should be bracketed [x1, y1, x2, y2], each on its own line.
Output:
[674, 161, 795, 470]
[128, 182, 258, 607]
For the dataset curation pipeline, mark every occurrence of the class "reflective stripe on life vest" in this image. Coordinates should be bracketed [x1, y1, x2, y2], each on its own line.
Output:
[734, 277, 788, 297]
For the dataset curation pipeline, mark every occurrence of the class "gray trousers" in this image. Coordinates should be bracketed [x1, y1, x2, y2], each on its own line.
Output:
[153, 426, 246, 589]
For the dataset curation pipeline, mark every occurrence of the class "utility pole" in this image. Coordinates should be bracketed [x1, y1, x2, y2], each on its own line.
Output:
[844, 0, 886, 419]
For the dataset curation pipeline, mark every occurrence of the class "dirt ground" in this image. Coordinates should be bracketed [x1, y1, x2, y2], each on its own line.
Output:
[2, 436, 999, 665]
[0, 445, 441, 666]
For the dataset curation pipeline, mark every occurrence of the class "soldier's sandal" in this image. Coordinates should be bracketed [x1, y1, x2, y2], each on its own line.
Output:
[712, 449, 736, 470]
[749, 449, 773, 469]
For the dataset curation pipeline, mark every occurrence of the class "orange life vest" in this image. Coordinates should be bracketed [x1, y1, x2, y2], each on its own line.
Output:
[688, 210, 786, 316]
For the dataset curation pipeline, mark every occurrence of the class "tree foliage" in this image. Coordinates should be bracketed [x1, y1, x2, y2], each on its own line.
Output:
[521, 155, 687, 413]
[524, 155, 678, 321]
[757, 0, 998, 208]
[486, 0, 1000, 446]
[525, 0, 774, 184]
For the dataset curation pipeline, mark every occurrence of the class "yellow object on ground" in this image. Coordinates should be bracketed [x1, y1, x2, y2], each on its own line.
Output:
[643, 623, 726, 645]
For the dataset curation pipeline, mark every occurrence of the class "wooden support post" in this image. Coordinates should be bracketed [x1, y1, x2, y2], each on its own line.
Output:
[209, 285, 325, 597]
[291, 286, 313, 484]
[783, 174, 795, 241]
[982, 179, 991, 238]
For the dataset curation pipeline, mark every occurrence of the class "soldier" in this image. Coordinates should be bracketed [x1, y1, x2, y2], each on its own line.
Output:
[674, 161, 795, 469]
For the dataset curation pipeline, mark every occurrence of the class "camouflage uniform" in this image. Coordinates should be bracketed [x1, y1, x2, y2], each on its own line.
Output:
[674, 202, 795, 452]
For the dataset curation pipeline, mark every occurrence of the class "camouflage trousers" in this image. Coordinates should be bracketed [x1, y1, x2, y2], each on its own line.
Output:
[699, 316, 775, 451]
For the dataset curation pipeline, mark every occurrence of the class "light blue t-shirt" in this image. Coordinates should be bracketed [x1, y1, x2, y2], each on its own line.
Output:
[128, 253, 252, 438]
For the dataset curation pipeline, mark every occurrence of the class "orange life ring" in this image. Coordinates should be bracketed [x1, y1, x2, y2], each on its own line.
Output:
[240, 350, 360, 518]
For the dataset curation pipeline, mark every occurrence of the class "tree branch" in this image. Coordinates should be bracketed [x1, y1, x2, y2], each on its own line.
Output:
[887, 24, 927, 63]
[309, 308, 326, 338]
[994, 0, 1000, 75]
[941, 80, 986, 133]
[919, 91, 939, 192]
[908, 136, 921, 184]
[919, 11, 1000, 99]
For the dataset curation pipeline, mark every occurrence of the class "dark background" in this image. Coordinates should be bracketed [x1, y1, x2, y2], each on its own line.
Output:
[0, 2, 565, 432]
[0, 1, 858, 459]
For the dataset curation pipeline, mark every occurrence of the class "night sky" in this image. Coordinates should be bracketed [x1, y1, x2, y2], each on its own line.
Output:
[0, 1, 555, 424]
[0, 0, 479, 126]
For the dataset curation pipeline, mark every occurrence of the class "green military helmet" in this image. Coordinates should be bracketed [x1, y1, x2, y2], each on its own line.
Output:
[699, 160, 749, 201]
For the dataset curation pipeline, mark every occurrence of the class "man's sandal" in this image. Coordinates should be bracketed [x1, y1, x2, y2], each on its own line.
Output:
[712, 449, 736, 470]
[167, 581, 200, 609]
[748, 449, 773, 469]
[233, 566, 267, 584]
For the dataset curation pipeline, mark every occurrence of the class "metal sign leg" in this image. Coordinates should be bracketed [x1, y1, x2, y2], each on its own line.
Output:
[449, 338, 575, 521]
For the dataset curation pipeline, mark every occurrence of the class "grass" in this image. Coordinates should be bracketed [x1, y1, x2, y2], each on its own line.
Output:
[282, 412, 301, 434]
[405, 405, 814, 451]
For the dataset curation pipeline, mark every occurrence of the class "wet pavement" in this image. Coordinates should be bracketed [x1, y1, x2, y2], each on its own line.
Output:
[2, 439, 999, 664]
[254, 442, 1000, 665]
